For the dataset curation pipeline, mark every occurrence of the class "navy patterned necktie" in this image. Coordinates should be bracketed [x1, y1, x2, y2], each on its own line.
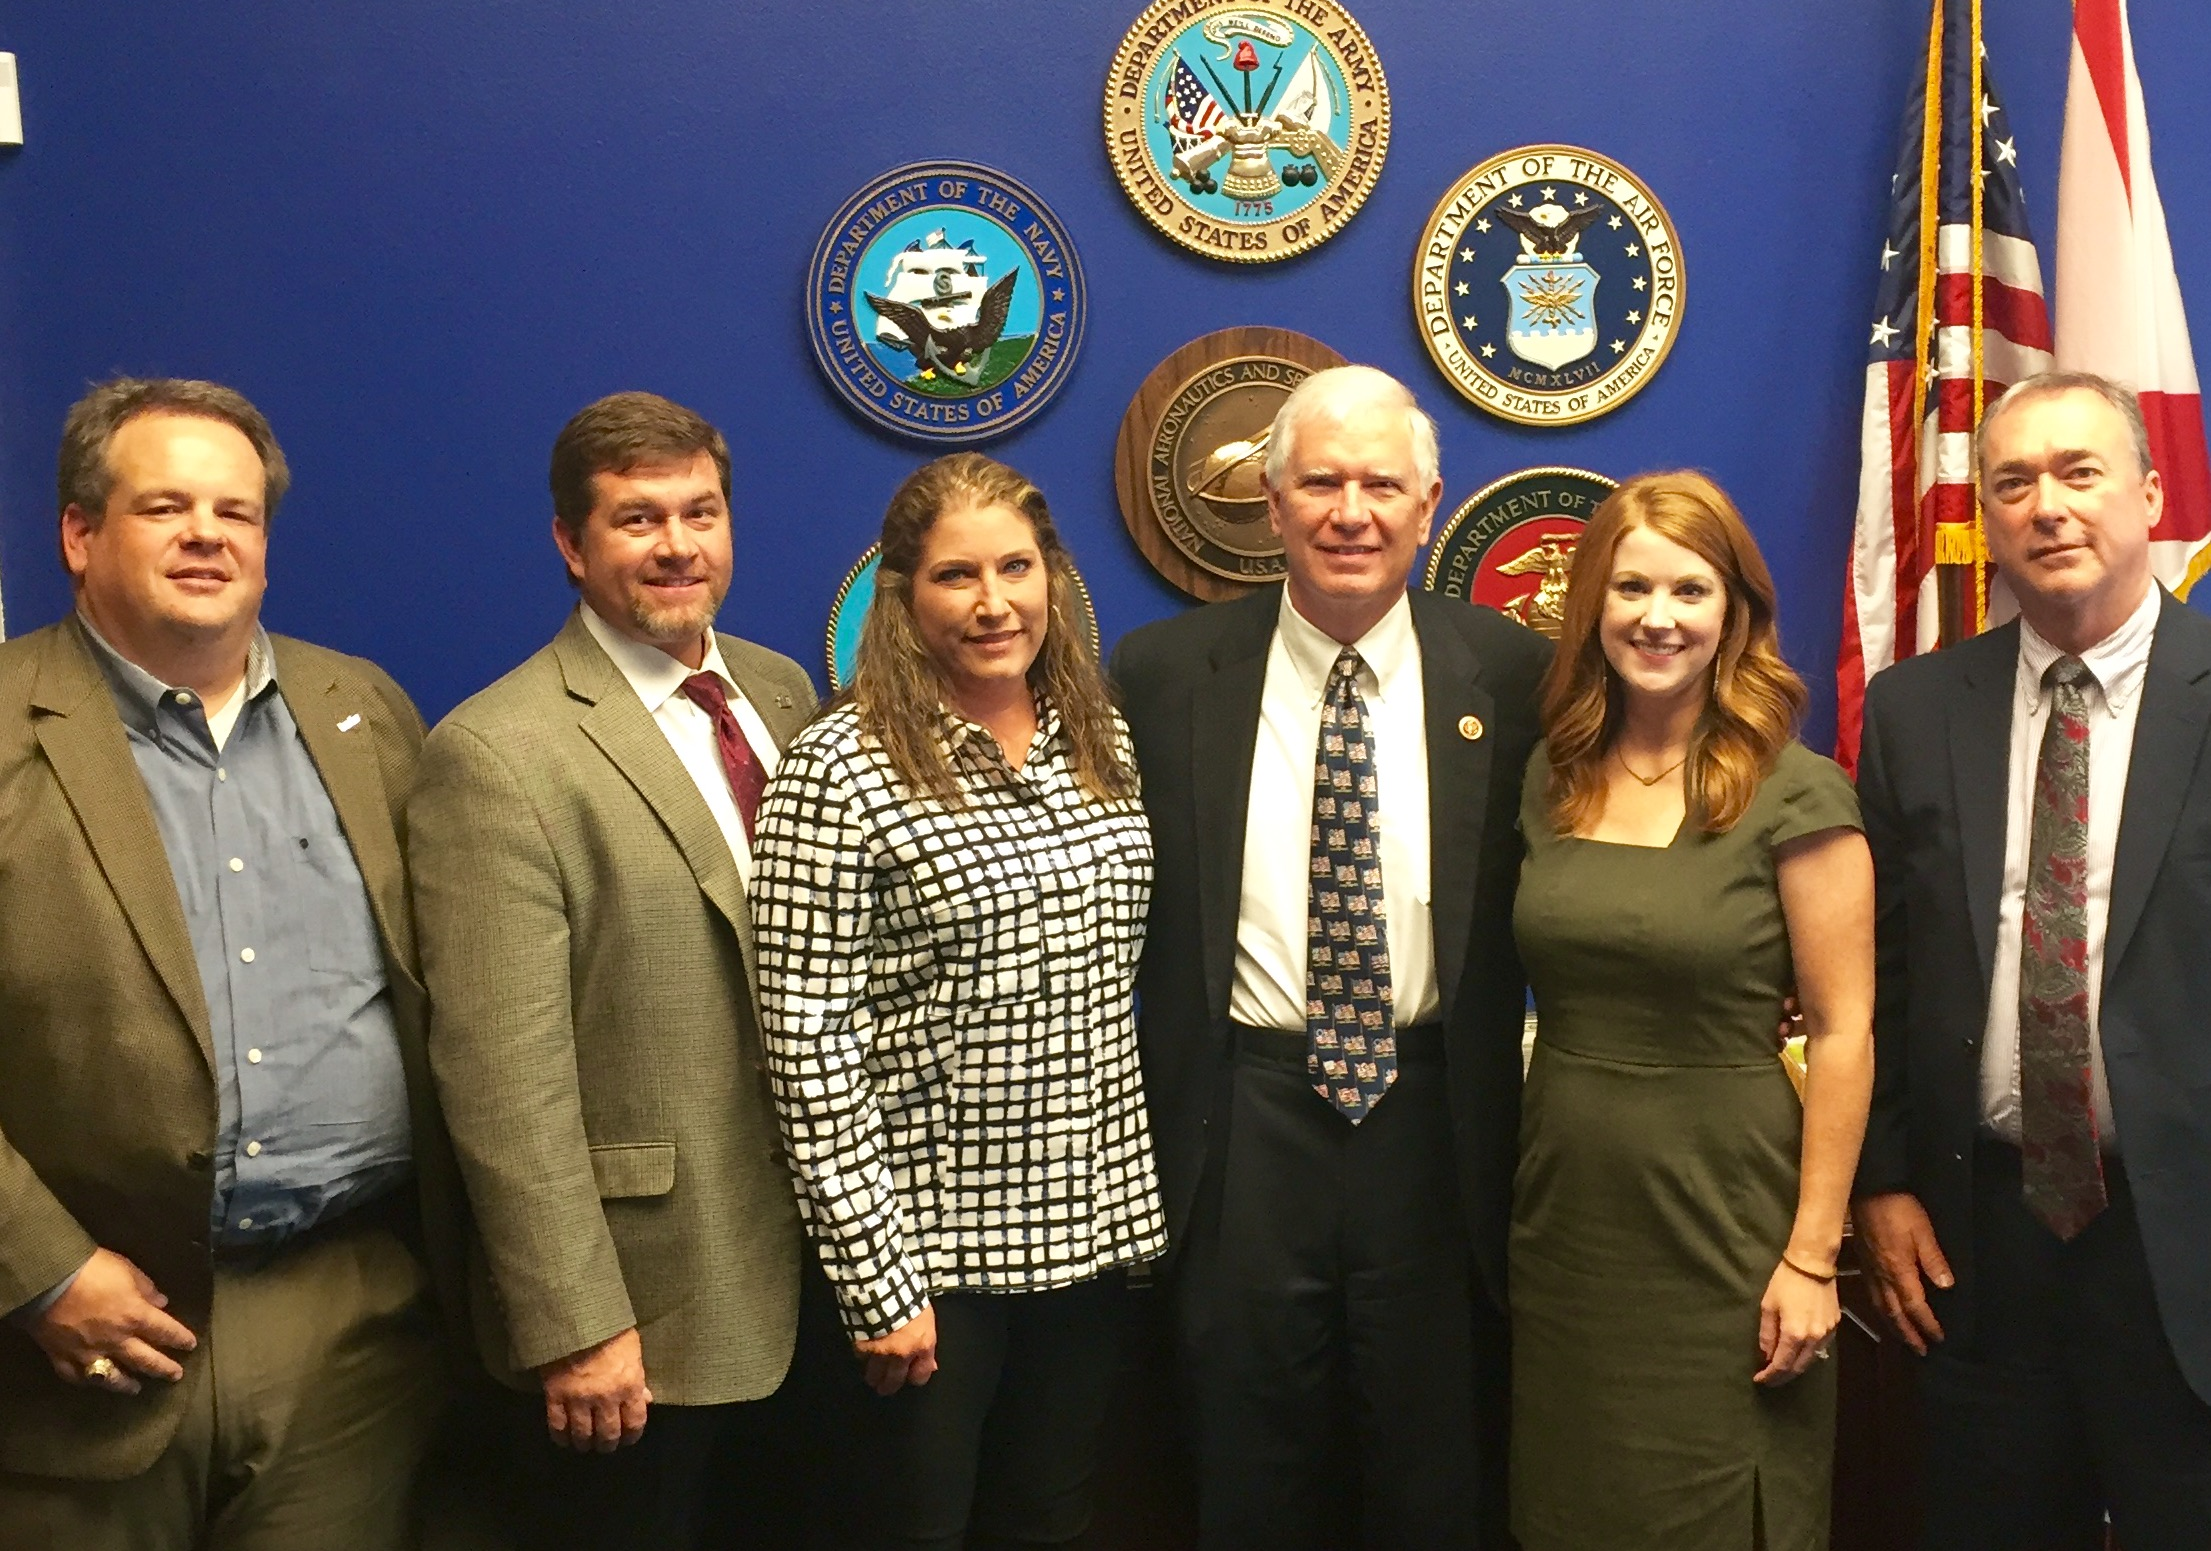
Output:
[1306, 646, 1396, 1122]
[2019, 654, 2106, 1240]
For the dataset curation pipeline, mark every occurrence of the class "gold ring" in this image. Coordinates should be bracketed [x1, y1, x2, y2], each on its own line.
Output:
[85, 1356, 120, 1383]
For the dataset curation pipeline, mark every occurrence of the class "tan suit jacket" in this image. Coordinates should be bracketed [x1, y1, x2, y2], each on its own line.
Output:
[0, 617, 466, 1481]
[407, 610, 812, 1405]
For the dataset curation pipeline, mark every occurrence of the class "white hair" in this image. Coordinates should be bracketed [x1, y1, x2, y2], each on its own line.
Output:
[1263, 364, 1440, 493]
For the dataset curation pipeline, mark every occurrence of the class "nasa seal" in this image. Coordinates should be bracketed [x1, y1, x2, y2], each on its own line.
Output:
[1112, 326, 1347, 600]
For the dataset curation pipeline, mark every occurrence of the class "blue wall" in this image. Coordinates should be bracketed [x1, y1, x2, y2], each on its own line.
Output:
[3, 1, 2207, 748]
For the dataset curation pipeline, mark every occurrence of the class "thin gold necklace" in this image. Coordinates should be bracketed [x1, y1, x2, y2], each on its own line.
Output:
[1615, 746, 1688, 787]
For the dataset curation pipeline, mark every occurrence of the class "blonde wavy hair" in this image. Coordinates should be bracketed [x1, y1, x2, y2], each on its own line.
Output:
[1540, 470, 1806, 835]
[842, 452, 1134, 806]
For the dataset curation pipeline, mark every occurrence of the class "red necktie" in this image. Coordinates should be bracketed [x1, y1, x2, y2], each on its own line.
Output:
[679, 673, 766, 842]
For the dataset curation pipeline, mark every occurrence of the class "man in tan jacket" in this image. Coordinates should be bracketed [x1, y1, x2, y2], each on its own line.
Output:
[407, 392, 814, 1550]
[0, 378, 466, 1550]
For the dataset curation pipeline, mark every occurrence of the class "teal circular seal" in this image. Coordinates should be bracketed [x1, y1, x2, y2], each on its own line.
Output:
[824, 543, 1103, 691]
[808, 161, 1086, 443]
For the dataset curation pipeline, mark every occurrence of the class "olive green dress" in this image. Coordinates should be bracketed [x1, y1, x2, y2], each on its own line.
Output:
[1509, 740, 1860, 1551]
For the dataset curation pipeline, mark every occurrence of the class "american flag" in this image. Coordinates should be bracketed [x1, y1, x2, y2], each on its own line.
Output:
[1836, 0, 2051, 774]
[1163, 53, 1225, 148]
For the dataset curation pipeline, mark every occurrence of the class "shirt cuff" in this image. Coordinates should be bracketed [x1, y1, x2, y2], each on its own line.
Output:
[5, 1256, 91, 1328]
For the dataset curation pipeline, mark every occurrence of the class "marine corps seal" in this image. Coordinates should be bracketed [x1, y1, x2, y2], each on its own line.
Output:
[807, 161, 1085, 443]
[826, 542, 1100, 690]
[1104, 0, 1390, 263]
[1422, 466, 1616, 638]
[1113, 326, 1347, 600]
[1415, 147, 1683, 426]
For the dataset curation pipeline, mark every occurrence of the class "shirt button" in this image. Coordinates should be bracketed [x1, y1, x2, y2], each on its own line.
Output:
[239, 947, 255, 963]
[217, 768, 228, 782]
[245, 1141, 262, 1157]
[229, 858, 245, 873]
[237, 1217, 252, 1230]
[176, 691, 196, 707]
[247, 1048, 263, 1064]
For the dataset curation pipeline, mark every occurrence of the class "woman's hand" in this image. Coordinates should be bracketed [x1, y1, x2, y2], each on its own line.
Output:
[854, 1305, 939, 1396]
[1753, 1258, 1839, 1386]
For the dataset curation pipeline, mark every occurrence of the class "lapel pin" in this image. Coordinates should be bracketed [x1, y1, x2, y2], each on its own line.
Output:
[337, 714, 362, 732]
[1458, 715, 1484, 741]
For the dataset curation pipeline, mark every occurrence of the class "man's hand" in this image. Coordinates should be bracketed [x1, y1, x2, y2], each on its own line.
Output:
[854, 1305, 938, 1397]
[538, 1327, 650, 1452]
[29, 1248, 197, 1395]
[1851, 1191, 1953, 1355]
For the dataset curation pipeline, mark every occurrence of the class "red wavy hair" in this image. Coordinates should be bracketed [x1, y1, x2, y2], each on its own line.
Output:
[1540, 470, 1806, 835]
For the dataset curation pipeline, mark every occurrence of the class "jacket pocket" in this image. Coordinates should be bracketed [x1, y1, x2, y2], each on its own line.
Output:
[588, 1141, 677, 1199]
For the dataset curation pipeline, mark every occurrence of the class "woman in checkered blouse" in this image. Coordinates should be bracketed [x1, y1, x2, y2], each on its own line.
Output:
[750, 453, 1166, 1550]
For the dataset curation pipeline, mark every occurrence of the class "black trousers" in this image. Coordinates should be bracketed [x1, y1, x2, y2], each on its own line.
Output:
[1173, 1025, 1503, 1551]
[1918, 1140, 2211, 1551]
[838, 1272, 1131, 1551]
[489, 1256, 850, 1551]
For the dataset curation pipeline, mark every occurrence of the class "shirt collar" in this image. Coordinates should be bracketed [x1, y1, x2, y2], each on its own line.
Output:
[2016, 583, 2162, 716]
[1274, 588, 1416, 707]
[77, 611, 276, 739]
[935, 696, 1063, 778]
[578, 604, 739, 715]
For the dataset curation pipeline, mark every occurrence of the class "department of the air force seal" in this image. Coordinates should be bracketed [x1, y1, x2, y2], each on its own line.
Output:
[1421, 466, 1616, 638]
[1112, 327, 1347, 600]
[825, 542, 1102, 690]
[1415, 147, 1682, 426]
[1104, 1, 1389, 263]
[807, 161, 1085, 443]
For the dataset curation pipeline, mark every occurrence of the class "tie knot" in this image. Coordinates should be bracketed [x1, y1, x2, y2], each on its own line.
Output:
[2044, 655, 2091, 693]
[1330, 647, 1366, 687]
[680, 672, 730, 715]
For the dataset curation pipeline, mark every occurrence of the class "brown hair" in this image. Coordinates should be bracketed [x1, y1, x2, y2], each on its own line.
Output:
[844, 452, 1133, 805]
[1540, 470, 1806, 835]
[58, 377, 291, 522]
[549, 392, 731, 535]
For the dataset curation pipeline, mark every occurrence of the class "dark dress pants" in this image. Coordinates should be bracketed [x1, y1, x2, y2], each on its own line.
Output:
[1918, 1140, 2211, 1551]
[1173, 1027, 1502, 1551]
[835, 1272, 1130, 1551]
[494, 1255, 849, 1551]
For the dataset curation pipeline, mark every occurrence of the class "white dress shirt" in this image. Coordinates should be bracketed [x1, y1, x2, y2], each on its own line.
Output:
[1232, 590, 1438, 1031]
[1980, 583, 2162, 1150]
[580, 606, 780, 882]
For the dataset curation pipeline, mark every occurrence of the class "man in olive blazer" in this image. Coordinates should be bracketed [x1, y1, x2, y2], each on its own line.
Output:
[407, 393, 813, 1551]
[0, 379, 466, 1551]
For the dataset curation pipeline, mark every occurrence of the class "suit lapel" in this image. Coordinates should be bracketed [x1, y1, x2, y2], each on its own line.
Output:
[31, 621, 215, 1071]
[1193, 593, 1275, 1023]
[275, 640, 417, 984]
[557, 615, 754, 944]
[1411, 594, 1495, 1028]
[2108, 597, 2211, 979]
[1950, 626, 2017, 990]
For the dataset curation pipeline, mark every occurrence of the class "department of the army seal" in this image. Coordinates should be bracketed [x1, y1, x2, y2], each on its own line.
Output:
[825, 541, 1101, 691]
[807, 161, 1086, 443]
[1113, 326, 1347, 600]
[1104, 0, 1389, 263]
[1421, 466, 1616, 638]
[1415, 147, 1683, 426]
